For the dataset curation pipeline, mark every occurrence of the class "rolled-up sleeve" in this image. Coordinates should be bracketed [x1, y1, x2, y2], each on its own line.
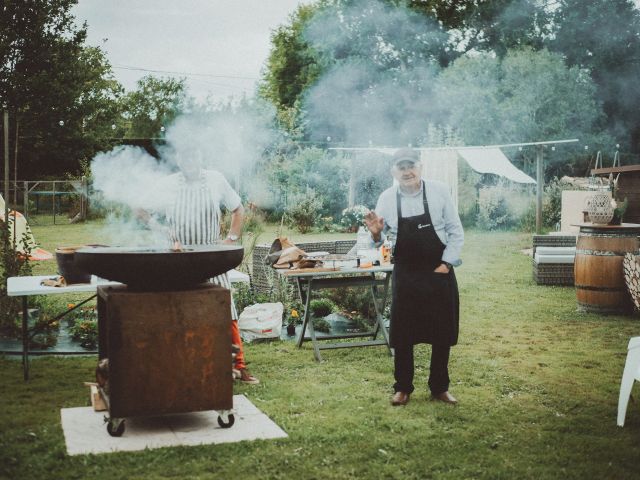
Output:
[440, 188, 464, 267]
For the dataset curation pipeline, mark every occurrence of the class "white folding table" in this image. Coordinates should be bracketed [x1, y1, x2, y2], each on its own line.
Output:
[7, 270, 250, 380]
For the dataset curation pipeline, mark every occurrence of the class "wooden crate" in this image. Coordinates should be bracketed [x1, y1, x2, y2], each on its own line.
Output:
[97, 284, 233, 418]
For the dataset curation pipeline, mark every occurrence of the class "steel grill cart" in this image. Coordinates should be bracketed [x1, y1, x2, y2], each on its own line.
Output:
[96, 283, 235, 436]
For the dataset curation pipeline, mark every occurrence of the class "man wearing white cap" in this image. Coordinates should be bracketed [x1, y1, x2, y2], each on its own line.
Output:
[365, 148, 464, 406]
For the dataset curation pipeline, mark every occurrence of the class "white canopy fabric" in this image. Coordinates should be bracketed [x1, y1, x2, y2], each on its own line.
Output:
[457, 148, 536, 184]
[336, 146, 535, 184]
[420, 150, 459, 211]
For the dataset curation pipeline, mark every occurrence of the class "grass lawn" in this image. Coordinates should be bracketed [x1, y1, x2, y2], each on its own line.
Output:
[2, 222, 640, 479]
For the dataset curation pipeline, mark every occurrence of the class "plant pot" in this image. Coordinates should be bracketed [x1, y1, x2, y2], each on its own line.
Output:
[609, 211, 623, 225]
[286, 323, 296, 336]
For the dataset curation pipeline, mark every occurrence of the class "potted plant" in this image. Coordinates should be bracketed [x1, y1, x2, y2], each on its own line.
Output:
[286, 309, 299, 336]
[611, 197, 628, 225]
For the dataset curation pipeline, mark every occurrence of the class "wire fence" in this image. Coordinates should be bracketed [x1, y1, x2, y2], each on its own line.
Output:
[1, 178, 89, 225]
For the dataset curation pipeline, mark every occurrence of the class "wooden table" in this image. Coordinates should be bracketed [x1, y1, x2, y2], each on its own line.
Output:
[278, 265, 393, 361]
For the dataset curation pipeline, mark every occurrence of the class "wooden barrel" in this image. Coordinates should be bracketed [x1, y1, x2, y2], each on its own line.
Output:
[574, 224, 640, 315]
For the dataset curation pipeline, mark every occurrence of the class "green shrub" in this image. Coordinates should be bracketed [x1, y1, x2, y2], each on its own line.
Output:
[312, 317, 331, 333]
[68, 318, 98, 350]
[519, 202, 537, 232]
[234, 283, 273, 316]
[265, 147, 349, 218]
[14, 310, 60, 350]
[325, 288, 377, 321]
[286, 190, 323, 233]
[340, 205, 368, 233]
[318, 216, 341, 232]
[517, 177, 575, 232]
[309, 298, 337, 317]
[0, 224, 33, 336]
[477, 186, 514, 230]
[457, 159, 482, 229]
[351, 151, 394, 208]
[66, 306, 98, 350]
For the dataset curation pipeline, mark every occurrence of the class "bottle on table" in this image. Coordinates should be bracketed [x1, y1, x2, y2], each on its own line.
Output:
[380, 237, 392, 265]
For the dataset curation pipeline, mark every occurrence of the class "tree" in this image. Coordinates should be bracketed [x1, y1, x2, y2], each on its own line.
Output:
[261, 0, 450, 143]
[0, 0, 124, 178]
[120, 76, 188, 140]
[260, 0, 551, 132]
[260, 3, 322, 112]
[265, 147, 349, 218]
[548, 0, 640, 153]
[435, 48, 611, 176]
[406, 0, 550, 58]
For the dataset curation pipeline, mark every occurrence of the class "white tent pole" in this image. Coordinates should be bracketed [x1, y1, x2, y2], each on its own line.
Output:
[536, 146, 544, 233]
[348, 152, 356, 207]
[4, 110, 9, 217]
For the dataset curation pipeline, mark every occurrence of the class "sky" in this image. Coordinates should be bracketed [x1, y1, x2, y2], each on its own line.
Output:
[72, 0, 309, 103]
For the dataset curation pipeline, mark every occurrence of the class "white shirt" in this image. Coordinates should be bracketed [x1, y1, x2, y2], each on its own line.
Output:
[155, 169, 241, 244]
[374, 180, 464, 266]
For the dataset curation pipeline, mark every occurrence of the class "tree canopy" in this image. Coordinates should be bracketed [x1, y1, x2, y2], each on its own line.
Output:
[436, 48, 608, 147]
[120, 76, 188, 140]
[549, 0, 640, 152]
[260, 0, 640, 153]
[0, 0, 123, 178]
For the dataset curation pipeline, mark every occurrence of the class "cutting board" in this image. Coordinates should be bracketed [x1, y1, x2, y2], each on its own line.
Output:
[280, 267, 340, 275]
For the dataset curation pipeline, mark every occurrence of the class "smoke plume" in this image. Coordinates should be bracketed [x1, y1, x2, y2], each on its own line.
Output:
[89, 102, 277, 245]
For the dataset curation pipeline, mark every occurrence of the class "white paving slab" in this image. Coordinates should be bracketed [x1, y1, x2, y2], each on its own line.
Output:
[60, 394, 288, 455]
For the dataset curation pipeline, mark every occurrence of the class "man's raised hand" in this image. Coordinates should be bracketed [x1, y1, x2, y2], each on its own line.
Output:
[364, 210, 384, 240]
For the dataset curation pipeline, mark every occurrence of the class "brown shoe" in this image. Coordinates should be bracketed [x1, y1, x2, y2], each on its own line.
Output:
[391, 391, 410, 406]
[431, 391, 458, 404]
[238, 368, 260, 385]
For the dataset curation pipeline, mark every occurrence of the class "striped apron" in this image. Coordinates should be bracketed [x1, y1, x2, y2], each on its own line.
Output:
[167, 173, 238, 319]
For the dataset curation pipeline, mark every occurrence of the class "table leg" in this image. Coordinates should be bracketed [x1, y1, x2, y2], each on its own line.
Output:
[295, 278, 307, 348]
[22, 296, 29, 381]
[295, 278, 322, 361]
[370, 273, 392, 355]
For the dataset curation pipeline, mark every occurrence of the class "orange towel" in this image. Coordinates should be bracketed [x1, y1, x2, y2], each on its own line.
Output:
[29, 247, 53, 261]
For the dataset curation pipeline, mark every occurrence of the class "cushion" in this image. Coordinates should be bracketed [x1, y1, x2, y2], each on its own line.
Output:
[534, 253, 575, 264]
[535, 246, 576, 256]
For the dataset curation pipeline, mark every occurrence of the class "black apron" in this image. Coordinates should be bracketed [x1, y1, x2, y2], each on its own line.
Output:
[389, 182, 459, 348]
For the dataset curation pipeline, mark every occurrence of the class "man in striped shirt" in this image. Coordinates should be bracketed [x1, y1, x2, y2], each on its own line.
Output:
[153, 148, 259, 385]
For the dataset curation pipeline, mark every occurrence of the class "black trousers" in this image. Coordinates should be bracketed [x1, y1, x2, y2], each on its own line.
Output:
[393, 344, 450, 395]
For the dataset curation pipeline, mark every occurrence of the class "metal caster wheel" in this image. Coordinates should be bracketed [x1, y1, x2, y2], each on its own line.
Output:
[106, 418, 125, 437]
[217, 412, 235, 428]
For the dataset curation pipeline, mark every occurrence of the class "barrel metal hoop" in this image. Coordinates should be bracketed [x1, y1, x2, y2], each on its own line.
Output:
[575, 249, 630, 256]
[579, 232, 640, 238]
[575, 284, 626, 292]
[577, 302, 632, 314]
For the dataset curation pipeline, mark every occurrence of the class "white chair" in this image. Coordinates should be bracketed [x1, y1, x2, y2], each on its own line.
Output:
[617, 336, 640, 427]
